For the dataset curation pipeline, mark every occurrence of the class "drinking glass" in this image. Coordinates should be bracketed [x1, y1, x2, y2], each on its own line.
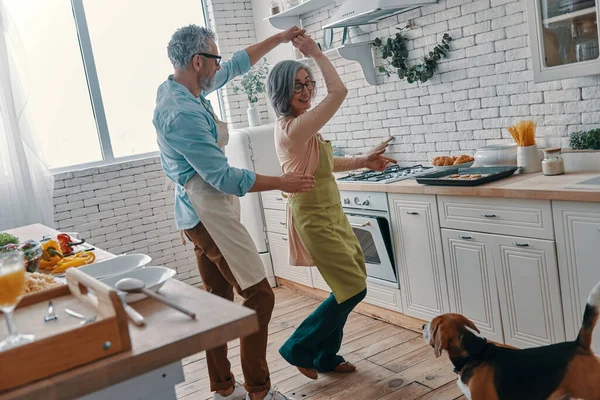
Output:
[0, 249, 35, 351]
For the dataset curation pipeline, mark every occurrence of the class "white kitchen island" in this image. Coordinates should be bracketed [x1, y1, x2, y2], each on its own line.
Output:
[0, 224, 259, 400]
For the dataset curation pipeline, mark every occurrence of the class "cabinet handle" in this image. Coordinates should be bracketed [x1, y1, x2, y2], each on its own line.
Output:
[406, 211, 419, 215]
[458, 235, 472, 240]
[481, 213, 497, 218]
[276, 197, 284, 201]
[279, 221, 287, 226]
[282, 236, 288, 241]
[513, 242, 529, 247]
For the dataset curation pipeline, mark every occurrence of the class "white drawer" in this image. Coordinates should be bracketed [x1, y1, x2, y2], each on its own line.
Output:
[312, 268, 402, 312]
[364, 280, 403, 312]
[267, 232, 313, 287]
[261, 191, 287, 211]
[264, 209, 287, 235]
[437, 196, 554, 239]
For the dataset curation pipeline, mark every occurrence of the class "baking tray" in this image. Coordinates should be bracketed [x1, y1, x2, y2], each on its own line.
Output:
[415, 166, 519, 186]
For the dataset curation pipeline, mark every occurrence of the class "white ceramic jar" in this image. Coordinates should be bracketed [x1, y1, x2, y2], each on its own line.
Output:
[517, 144, 543, 174]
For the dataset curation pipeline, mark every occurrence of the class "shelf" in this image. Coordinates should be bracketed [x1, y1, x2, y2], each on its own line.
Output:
[543, 6, 597, 25]
[265, 0, 334, 30]
[296, 41, 378, 86]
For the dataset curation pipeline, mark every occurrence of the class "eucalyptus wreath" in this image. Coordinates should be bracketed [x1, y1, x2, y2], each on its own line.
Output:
[373, 29, 452, 84]
[231, 57, 269, 103]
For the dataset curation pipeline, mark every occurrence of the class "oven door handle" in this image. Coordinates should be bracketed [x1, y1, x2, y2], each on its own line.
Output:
[350, 222, 371, 228]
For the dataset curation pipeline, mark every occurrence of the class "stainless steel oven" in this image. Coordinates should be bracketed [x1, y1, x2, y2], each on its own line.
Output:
[339, 190, 398, 288]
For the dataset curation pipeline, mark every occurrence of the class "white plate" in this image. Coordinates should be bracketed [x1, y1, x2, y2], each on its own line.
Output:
[77, 253, 152, 279]
[432, 161, 474, 171]
[100, 266, 176, 303]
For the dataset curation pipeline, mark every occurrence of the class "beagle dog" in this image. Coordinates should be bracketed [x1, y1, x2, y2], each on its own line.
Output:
[422, 280, 600, 400]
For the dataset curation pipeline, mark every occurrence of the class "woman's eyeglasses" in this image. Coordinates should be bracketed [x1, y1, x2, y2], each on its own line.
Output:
[194, 52, 222, 66]
[294, 81, 316, 93]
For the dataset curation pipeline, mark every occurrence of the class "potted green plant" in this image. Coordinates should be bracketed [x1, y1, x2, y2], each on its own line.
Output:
[231, 58, 269, 127]
[569, 128, 600, 150]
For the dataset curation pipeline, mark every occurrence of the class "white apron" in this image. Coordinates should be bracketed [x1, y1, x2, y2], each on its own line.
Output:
[183, 104, 266, 290]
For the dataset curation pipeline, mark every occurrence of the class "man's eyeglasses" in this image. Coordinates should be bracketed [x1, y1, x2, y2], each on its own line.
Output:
[294, 80, 316, 93]
[194, 52, 222, 66]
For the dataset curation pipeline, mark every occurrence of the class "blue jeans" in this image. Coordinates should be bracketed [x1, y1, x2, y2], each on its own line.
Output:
[279, 288, 367, 372]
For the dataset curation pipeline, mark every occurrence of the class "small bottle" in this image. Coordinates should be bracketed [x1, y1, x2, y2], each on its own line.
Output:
[542, 148, 565, 176]
[269, 0, 281, 15]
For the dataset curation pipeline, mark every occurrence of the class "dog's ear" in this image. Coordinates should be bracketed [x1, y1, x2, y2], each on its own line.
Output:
[433, 328, 448, 358]
[465, 319, 481, 334]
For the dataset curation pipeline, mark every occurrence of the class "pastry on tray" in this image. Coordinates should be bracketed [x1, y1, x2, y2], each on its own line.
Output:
[432, 154, 474, 167]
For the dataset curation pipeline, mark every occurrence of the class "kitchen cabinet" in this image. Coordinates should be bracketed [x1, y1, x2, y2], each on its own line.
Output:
[526, 0, 600, 82]
[389, 194, 449, 321]
[311, 267, 330, 292]
[442, 228, 564, 348]
[267, 231, 314, 287]
[553, 201, 600, 354]
[491, 234, 565, 348]
[441, 229, 504, 343]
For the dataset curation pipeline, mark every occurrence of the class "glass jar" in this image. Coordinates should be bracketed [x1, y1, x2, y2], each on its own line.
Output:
[269, 0, 281, 15]
[542, 148, 565, 176]
[575, 19, 600, 63]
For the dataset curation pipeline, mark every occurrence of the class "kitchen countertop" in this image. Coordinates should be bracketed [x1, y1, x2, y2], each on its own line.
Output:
[337, 171, 600, 203]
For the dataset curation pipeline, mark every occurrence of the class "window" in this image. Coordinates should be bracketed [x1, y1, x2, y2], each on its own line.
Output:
[4, 0, 221, 169]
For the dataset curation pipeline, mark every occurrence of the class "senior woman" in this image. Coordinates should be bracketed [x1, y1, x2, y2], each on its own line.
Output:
[266, 34, 395, 379]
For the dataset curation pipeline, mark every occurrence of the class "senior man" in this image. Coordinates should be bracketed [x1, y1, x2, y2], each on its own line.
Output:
[153, 25, 314, 400]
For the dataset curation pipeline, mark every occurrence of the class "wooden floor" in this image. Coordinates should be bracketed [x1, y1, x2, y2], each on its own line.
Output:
[176, 288, 465, 400]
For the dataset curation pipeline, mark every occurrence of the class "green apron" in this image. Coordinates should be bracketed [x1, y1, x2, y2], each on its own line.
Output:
[288, 139, 367, 304]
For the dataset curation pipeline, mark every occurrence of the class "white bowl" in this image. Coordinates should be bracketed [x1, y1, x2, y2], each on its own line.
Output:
[100, 266, 176, 303]
[474, 144, 517, 167]
[433, 161, 475, 171]
[78, 253, 152, 279]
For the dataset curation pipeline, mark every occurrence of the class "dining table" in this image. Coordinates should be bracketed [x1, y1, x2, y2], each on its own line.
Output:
[0, 223, 259, 400]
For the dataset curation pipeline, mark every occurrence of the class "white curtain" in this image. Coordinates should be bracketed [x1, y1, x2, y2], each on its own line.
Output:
[0, 2, 54, 230]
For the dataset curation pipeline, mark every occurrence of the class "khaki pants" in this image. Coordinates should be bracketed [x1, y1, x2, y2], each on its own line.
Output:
[185, 222, 274, 394]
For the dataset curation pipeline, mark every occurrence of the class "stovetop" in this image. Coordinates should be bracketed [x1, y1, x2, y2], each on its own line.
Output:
[336, 164, 434, 184]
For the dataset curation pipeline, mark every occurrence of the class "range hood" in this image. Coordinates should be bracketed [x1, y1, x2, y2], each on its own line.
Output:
[323, 0, 438, 29]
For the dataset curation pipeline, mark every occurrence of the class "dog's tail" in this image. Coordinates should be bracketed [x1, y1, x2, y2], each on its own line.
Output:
[577, 280, 600, 350]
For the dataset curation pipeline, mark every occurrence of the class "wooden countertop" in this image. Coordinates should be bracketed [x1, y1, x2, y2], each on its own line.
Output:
[1, 224, 259, 400]
[337, 171, 600, 202]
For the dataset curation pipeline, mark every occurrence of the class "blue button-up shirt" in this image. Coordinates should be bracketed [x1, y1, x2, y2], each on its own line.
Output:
[153, 50, 256, 230]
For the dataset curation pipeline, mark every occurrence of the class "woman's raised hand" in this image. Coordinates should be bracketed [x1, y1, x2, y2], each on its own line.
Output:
[292, 34, 321, 58]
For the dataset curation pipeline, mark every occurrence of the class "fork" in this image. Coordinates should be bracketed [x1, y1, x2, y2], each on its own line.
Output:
[64, 308, 97, 325]
[44, 301, 58, 322]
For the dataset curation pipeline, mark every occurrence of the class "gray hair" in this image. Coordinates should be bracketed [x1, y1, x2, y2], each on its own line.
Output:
[267, 60, 315, 117]
[167, 25, 216, 69]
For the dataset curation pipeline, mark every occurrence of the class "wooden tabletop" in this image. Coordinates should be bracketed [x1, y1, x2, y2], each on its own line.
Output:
[1, 224, 259, 400]
[337, 171, 600, 202]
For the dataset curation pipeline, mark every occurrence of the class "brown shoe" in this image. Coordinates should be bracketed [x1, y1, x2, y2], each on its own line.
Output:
[333, 362, 356, 373]
[297, 367, 318, 379]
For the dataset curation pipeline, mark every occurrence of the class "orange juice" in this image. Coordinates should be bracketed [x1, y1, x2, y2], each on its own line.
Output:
[0, 268, 25, 308]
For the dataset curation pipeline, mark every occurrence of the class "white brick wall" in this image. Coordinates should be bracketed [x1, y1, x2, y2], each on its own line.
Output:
[288, 0, 600, 160]
[52, 157, 201, 287]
